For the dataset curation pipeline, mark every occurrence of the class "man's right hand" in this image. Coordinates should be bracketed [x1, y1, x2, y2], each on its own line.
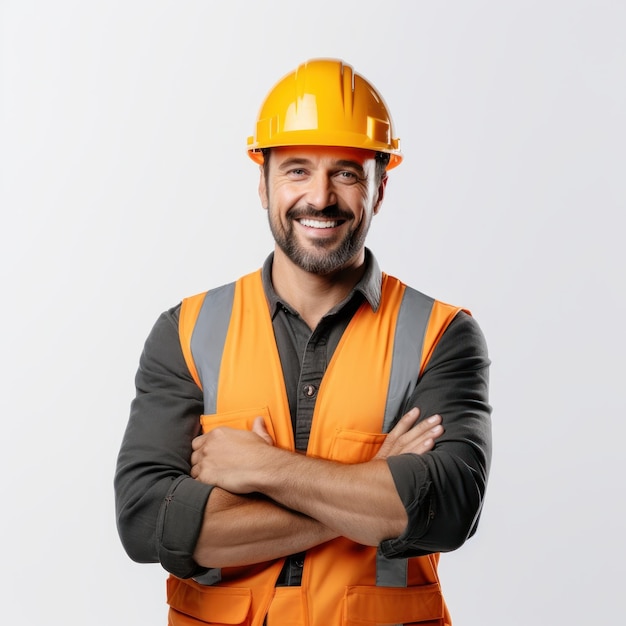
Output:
[375, 408, 443, 460]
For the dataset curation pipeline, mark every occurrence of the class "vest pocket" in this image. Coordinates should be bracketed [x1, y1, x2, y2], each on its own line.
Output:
[342, 583, 444, 625]
[327, 429, 388, 464]
[167, 577, 252, 625]
[200, 406, 276, 442]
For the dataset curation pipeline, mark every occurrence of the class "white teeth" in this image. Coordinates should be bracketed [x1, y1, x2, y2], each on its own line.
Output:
[299, 219, 338, 229]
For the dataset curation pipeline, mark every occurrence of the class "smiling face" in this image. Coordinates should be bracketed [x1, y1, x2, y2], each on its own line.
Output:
[259, 146, 387, 276]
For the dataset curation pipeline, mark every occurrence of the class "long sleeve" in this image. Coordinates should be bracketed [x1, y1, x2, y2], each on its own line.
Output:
[381, 311, 492, 557]
[114, 306, 211, 578]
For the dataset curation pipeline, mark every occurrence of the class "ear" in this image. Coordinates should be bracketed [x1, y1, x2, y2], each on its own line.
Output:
[372, 175, 388, 215]
[258, 165, 269, 210]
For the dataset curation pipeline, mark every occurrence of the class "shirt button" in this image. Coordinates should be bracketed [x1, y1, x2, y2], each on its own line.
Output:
[294, 558, 304, 568]
[302, 384, 317, 398]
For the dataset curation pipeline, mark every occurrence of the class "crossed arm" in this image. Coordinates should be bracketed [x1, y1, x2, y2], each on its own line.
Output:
[190, 409, 443, 568]
[115, 309, 491, 577]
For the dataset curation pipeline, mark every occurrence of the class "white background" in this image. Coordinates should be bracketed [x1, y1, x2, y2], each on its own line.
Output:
[1, 1, 624, 624]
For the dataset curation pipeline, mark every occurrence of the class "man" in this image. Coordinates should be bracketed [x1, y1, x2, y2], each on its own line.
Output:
[115, 58, 492, 626]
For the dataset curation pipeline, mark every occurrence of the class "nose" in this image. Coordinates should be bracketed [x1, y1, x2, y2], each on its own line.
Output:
[304, 172, 337, 210]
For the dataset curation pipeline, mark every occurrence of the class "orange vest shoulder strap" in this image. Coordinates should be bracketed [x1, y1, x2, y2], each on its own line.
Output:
[420, 300, 469, 377]
[179, 292, 207, 389]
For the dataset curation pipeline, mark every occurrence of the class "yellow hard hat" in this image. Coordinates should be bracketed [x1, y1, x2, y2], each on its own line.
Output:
[247, 58, 402, 170]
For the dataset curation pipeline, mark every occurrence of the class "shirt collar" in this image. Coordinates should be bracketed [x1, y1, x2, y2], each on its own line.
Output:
[261, 248, 382, 319]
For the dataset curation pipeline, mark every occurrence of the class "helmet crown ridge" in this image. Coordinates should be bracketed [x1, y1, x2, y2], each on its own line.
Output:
[247, 58, 402, 170]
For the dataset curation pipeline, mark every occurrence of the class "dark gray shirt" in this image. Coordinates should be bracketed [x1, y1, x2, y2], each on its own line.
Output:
[115, 250, 492, 580]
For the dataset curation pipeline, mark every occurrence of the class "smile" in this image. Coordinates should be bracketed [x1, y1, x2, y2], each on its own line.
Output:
[298, 219, 342, 229]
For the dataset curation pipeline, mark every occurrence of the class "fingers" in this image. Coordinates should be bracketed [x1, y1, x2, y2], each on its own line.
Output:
[388, 408, 442, 441]
[414, 417, 444, 452]
[377, 409, 444, 459]
[386, 407, 421, 441]
[398, 407, 421, 428]
[407, 414, 443, 453]
[190, 443, 204, 475]
[412, 413, 443, 439]
[423, 413, 443, 432]
[252, 416, 274, 446]
[191, 419, 272, 473]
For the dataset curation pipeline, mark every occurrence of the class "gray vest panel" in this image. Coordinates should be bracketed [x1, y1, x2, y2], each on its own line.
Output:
[191, 282, 236, 415]
[382, 286, 435, 434]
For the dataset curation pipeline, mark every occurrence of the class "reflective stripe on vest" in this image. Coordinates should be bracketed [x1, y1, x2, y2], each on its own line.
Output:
[175, 269, 463, 626]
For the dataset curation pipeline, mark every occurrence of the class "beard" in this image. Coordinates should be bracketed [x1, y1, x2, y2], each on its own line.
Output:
[268, 204, 371, 275]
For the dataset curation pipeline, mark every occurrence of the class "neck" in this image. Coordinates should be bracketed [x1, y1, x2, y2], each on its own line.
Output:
[271, 247, 366, 329]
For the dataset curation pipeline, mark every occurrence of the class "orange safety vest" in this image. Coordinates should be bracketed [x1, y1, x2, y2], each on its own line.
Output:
[169, 269, 465, 626]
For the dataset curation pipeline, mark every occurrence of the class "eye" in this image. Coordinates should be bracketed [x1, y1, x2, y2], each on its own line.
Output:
[335, 170, 360, 184]
[287, 168, 308, 179]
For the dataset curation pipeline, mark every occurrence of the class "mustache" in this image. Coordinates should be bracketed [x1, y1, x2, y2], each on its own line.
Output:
[286, 204, 353, 221]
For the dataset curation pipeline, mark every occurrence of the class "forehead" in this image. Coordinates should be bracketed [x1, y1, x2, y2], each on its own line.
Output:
[271, 145, 377, 167]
